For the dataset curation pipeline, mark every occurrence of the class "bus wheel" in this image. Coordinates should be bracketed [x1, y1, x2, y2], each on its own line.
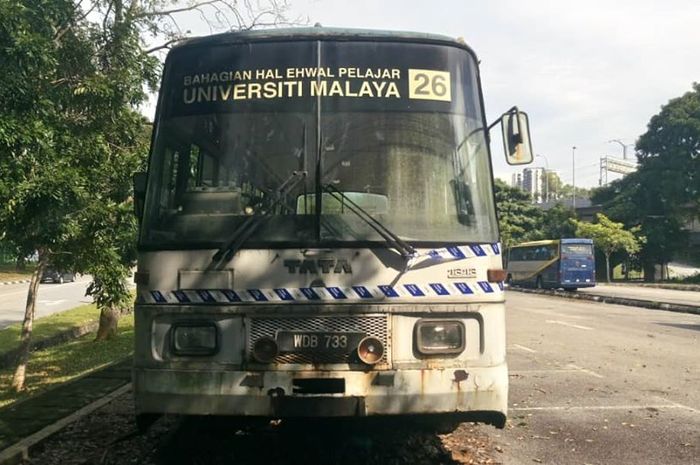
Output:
[535, 276, 543, 289]
[506, 274, 513, 285]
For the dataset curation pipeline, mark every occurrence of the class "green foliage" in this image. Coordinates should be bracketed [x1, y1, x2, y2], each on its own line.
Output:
[493, 179, 543, 248]
[592, 83, 700, 276]
[0, 0, 294, 388]
[572, 213, 645, 282]
[0, 0, 155, 318]
[0, 0, 88, 261]
[557, 184, 592, 201]
[636, 82, 700, 219]
[0, 1, 150, 373]
[539, 203, 577, 239]
[573, 214, 644, 257]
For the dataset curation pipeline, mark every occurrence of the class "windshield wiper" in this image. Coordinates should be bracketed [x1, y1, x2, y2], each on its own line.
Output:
[322, 184, 416, 259]
[212, 170, 307, 263]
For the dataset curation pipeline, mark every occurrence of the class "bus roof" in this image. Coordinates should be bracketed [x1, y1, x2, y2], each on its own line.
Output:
[172, 26, 477, 58]
[560, 238, 594, 244]
[510, 238, 593, 248]
[510, 240, 559, 248]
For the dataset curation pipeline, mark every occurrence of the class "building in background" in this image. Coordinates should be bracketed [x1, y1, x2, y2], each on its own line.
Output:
[511, 172, 523, 190]
[522, 167, 545, 203]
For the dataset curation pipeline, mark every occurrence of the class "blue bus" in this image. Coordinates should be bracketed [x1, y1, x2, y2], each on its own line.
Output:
[506, 238, 595, 290]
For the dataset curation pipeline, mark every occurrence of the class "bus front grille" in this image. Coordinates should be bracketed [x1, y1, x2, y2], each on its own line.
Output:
[248, 315, 389, 365]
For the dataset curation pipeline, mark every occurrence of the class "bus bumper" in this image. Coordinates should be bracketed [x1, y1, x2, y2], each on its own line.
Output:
[133, 364, 507, 424]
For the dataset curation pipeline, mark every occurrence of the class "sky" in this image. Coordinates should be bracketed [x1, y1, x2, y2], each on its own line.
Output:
[159, 0, 700, 188]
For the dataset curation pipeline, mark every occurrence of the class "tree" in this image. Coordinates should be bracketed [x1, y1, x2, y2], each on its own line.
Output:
[558, 183, 592, 202]
[572, 213, 644, 282]
[543, 171, 563, 201]
[0, 0, 99, 391]
[63, 0, 295, 340]
[592, 83, 700, 280]
[1, 0, 295, 390]
[636, 82, 700, 220]
[539, 203, 577, 239]
[493, 179, 543, 248]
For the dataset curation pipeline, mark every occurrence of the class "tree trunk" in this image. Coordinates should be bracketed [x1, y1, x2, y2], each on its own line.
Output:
[643, 261, 656, 282]
[11, 255, 47, 392]
[95, 305, 120, 341]
[605, 253, 611, 283]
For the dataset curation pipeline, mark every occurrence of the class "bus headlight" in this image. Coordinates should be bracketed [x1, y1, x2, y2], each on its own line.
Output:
[415, 320, 465, 355]
[171, 323, 218, 355]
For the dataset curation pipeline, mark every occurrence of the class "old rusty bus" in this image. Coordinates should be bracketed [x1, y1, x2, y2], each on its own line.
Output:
[132, 27, 534, 431]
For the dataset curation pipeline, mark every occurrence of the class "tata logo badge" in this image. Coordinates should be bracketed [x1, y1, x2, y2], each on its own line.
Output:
[283, 259, 352, 274]
[447, 268, 477, 279]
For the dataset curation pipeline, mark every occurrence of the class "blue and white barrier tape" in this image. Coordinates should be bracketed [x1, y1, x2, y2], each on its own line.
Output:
[140, 281, 504, 304]
[407, 243, 501, 269]
[422, 243, 500, 259]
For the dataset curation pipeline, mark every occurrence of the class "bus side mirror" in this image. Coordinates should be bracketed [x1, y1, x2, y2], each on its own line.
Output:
[133, 172, 147, 221]
[501, 110, 534, 165]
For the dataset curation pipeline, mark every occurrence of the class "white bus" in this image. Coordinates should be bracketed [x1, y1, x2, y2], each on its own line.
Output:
[132, 27, 534, 431]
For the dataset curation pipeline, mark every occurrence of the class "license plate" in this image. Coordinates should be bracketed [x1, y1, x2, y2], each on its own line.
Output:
[276, 331, 365, 353]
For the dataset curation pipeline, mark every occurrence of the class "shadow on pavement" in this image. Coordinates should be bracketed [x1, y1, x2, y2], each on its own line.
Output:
[152, 417, 461, 465]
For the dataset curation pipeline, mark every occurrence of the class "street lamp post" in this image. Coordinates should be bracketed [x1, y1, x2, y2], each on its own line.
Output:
[572, 146, 577, 210]
[608, 139, 632, 160]
[536, 154, 549, 202]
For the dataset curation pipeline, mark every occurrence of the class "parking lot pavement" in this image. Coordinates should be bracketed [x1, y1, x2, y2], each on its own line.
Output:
[482, 292, 700, 465]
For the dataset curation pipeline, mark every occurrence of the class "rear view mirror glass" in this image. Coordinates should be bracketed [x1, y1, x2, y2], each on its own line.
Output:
[501, 111, 534, 165]
[296, 192, 389, 215]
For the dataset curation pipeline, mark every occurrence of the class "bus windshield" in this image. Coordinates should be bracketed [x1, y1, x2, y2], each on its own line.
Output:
[562, 243, 593, 256]
[140, 40, 498, 248]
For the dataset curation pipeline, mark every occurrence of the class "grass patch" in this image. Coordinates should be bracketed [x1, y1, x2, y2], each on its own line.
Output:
[0, 314, 134, 408]
[0, 264, 36, 283]
[0, 303, 99, 355]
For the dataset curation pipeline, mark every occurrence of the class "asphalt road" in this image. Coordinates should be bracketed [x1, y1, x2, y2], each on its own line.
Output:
[578, 283, 700, 307]
[480, 291, 700, 464]
[0, 276, 93, 329]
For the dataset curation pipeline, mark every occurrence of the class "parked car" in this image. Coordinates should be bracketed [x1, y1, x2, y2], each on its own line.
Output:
[40, 268, 76, 284]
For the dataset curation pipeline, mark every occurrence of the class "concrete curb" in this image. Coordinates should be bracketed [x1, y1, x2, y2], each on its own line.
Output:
[0, 383, 132, 465]
[508, 287, 700, 315]
[0, 280, 30, 286]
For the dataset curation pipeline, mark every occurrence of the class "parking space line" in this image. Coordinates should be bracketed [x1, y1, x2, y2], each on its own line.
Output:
[566, 363, 604, 378]
[511, 369, 585, 375]
[510, 364, 604, 379]
[652, 396, 699, 413]
[513, 344, 537, 353]
[516, 307, 593, 321]
[38, 299, 67, 307]
[511, 404, 688, 412]
[545, 319, 593, 330]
